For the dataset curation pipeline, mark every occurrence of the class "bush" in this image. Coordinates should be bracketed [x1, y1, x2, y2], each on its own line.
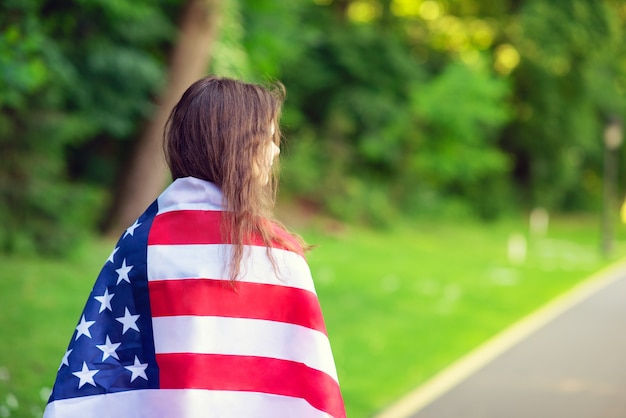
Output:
[0, 0, 176, 255]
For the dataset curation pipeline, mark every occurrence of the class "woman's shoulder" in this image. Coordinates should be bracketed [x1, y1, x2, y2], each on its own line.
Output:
[267, 221, 306, 257]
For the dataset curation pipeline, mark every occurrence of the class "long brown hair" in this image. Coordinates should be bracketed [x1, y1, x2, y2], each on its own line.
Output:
[164, 76, 303, 280]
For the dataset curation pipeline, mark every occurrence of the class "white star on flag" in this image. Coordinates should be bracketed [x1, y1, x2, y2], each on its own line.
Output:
[72, 362, 99, 389]
[96, 335, 121, 361]
[75, 315, 96, 340]
[107, 246, 119, 264]
[58, 349, 72, 371]
[125, 356, 148, 382]
[94, 288, 115, 313]
[115, 259, 133, 285]
[116, 307, 140, 334]
[123, 220, 142, 238]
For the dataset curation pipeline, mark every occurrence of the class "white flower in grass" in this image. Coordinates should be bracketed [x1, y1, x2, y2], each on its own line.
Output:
[0, 367, 8, 382]
[39, 387, 52, 402]
[5, 394, 17, 409]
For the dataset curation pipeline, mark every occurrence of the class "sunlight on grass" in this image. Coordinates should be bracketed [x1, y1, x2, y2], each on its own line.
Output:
[0, 216, 624, 418]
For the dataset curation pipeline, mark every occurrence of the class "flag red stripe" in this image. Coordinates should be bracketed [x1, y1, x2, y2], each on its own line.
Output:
[157, 353, 346, 418]
[149, 210, 223, 245]
[148, 279, 328, 335]
[148, 210, 303, 254]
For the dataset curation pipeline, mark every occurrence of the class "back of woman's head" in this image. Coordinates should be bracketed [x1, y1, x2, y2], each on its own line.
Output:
[164, 76, 285, 218]
[164, 76, 294, 279]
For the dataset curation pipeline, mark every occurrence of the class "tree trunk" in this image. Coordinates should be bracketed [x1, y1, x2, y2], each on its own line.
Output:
[105, 0, 222, 237]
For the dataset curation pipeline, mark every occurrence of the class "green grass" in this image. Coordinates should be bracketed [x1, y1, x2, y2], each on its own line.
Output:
[0, 215, 624, 417]
[0, 242, 110, 418]
[303, 216, 626, 417]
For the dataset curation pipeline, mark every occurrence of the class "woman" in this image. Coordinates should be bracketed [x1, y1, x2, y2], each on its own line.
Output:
[44, 76, 346, 418]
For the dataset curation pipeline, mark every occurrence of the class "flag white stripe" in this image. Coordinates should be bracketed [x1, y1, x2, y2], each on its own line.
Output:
[152, 316, 339, 382]
[44, 389, 332, 418]
[147, 244, 316, 293]
[156, 177, 224, 215]
[156, 201, 223, 214]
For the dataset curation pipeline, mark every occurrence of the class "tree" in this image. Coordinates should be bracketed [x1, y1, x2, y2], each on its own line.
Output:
[105, 0, 223, 236]
[272, 1, 512, 221]
[500, 0, 624, 209]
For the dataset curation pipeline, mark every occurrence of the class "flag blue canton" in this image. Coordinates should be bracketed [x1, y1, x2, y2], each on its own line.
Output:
[49, 202, 160, 402]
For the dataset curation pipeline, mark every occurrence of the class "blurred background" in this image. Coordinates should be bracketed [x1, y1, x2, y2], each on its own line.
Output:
[2, 0, 626, 417]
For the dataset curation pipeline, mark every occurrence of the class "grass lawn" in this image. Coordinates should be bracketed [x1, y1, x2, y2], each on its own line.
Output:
[0, 215, 624, 417]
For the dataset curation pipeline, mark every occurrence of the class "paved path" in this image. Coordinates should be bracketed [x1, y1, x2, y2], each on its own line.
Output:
[376, 260, 626, 418]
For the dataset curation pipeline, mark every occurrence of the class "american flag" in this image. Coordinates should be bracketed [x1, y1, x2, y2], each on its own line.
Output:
[45, 177, 346, 418]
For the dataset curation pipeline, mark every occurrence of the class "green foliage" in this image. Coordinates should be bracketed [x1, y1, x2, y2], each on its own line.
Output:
[3, 0, 626, 255]
[239, 0, 311, 80]
[0, 0, 179, 255]
[503, 0, 626, 210]
[210, 0, 252, 79]
[275, 5, 513, 221]
[277, 18, 426, 223]
[409, 61, 512, 218]
[273, 0, 626, 220]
